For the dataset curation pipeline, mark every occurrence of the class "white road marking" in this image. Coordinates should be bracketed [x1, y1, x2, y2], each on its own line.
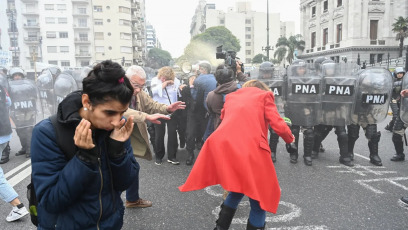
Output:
[327, 164, 396, 176]
[8, 166, 32, 187]
[355, 177, 408, 194]
[4, 159, 31, 179]
[353, 153, 369, 161]
[267, 226, 329, 230]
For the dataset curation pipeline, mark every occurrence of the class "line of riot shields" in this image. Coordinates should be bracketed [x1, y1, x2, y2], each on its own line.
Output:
[398, 72, 408, 124]
[251, 62, 394, 127]
[0, 66, 92, 130]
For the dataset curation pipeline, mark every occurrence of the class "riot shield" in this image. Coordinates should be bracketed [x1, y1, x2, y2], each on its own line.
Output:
[37, 70, 56, 115]
[285, 63, 321, 126]
[74, 66, 92, 90]
[351, 67, 393, 125]
[0, 72, 9, 91]
[319, 63, 360, 126]
[8, 79, 39, 128]
[399, 73, 408, 124]
[54, 71, 78, 106]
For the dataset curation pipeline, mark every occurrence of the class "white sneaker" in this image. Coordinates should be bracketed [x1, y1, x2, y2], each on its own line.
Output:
[6, 205, 29, 222]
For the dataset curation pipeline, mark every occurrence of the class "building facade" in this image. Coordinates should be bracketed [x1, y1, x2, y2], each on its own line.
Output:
[299, 0, 408, 64]
[190, 1, 295, 64]
[0, 0, 147, 70]
[146, 22, 161, 52]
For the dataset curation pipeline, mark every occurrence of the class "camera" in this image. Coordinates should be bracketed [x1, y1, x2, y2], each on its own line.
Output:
[216, 45, 244, 74]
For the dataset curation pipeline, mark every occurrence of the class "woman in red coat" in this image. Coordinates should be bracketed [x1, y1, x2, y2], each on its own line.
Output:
[179, 80, 295, 230]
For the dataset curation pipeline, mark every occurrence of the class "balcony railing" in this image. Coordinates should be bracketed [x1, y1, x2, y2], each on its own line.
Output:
[335, 43, 340, 48]
[24, 37, 40, 42]
[76, 53, 91, 57]
[370, 39, 385, 45]
[23, 23, 40, 29]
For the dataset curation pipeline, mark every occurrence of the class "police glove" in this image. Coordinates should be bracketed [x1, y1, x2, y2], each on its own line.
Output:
[77, 147, 99, 164]
[286, 143, 297, 154]
[107, 138, 126, 159]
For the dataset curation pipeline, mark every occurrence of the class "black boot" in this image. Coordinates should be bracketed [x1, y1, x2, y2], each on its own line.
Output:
[303, 129, 314, 166]
[15, 148, 26, 156]
[338, 130, 353, 167]
[368, 133, 382, 166]
[348, 139, 356, 161]
[246, 220, 265, 230]
[0, 142, 10, 164]
[271, 152, 276, 163]
[214, 203, 236, 230]
[186, 151, 195, 166]
[391, 133, 405, 161]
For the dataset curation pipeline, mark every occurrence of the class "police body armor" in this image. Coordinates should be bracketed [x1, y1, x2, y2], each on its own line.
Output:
[351, 67, 393, 125]
[399, 73, 408, 124]
[285, 63, 321, 126]
[8, 79, 38, 128]
[36, 70, 56, 115]
[319, 63, 359, 126]
[54, 71, 78, 106]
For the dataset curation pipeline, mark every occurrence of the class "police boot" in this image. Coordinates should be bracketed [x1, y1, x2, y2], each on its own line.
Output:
[348, 139, 356, 161]
[186, 151, 195, 166]
[385, 119, 395, 132]
[303, 129, 314, 166]
[391, 134, 405, 161]
[214, 203, 236, 230]
[368, 132, 382, 166]
[0, 142, 10, 164]
[338, 133, 353, 167]
[271, 152, 276, 163]
[246, 220, 265, 230]
[15, 148, 26, 156]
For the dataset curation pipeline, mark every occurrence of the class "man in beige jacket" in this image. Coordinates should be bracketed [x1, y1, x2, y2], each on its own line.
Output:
[124, 65, 185, 208]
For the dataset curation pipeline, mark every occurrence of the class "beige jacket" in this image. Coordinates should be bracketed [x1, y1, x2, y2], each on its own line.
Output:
[124, 91, 168, 161]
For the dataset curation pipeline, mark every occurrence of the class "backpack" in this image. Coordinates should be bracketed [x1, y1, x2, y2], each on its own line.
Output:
[27, 114, 76, 226]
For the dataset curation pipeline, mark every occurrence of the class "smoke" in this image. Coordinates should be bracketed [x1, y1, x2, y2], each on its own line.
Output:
[182, 40, 224, 67]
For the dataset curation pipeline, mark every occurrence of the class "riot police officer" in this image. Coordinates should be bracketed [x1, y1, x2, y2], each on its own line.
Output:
[0, 71, 10, 164]
[390, 67, 406, 161]
[347, 68, 393, 166]
[312, 60, 355, 166]
[8, 68, 38, 158]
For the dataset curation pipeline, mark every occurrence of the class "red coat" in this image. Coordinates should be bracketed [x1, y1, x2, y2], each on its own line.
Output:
[179, 87, 294, 213]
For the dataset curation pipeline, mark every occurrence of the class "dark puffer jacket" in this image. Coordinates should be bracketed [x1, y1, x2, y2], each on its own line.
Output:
[31, 91, 137, 230]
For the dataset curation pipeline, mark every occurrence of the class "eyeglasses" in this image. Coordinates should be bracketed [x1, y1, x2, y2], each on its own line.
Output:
[130, 81, 146, 90]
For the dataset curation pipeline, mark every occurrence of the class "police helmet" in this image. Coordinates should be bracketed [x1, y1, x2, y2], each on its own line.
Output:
[314, 57, 329, 72]
[47, 66, 61, 78]
[321, 59, 336, 76]
[0, 66, 8, 75]
[259, 61, 274, 79]
[395, 67, 405, 75]
[290, 59, 307, 76]
[9, 67, 26, 79]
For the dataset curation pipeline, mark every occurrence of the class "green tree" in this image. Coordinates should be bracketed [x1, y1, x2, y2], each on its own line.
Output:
[181, 26, 241, 64]
[252, 53, 267, 63]
[392, 16, 408, 57]
[273, 34, 305, 64]
[146, 48, 172, 68]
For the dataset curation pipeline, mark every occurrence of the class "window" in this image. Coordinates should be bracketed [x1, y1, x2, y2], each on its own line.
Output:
[79, 33, 88, 41]
[120, 33, 131, 40]
[118, 6, 130, 14]
[78, 18, 87, 27]
[337, 0, 343, 7]
[94, 19, 103, 25]
[95, 46, 105, 53]
[59, 32, 68, 38]
[370, 20, 378, 40]
[26, 3, 36, 11]
[48, 60, 58, 65]
[377, 53, 383, 62]
[246, 42, 251, 46]
[28, 32, 37, 39]
[311, 6, 316, 17]
[311, 32, 316, 48]
[323, 28, 328, 46]
[370, 54, 375, 64]
[79, 46, 89, 55]
[46, 31, 56, 38]
[220, 19, 225, 24]
[246, 50, 251, 55]
[120, 46, 132, 53]
[58, 18, 67, 24]
[246, 58, 252, 64]
[95, 32, 104, 40]
[119, 19, 131, 26]
[47, 46, 57, 53]
[27, 18, 37, 26]
[245, 19, 251, 24]
[81, 61, 89, 67]
[323, 0, 328, 12]
[10, 38, 17, 47]
[336, 24, 342, 43]
[94, 6, 102, 12]
[57, 4, 66, 10]
[61, 61, 70, 67]
[45, 17, 55, 24]
[60, 46, 69, 53]
[245, 34, 251, 39]
[78, 8, 87, 14]
[246, 27, 251, 32]
[44, 4, 54, 10]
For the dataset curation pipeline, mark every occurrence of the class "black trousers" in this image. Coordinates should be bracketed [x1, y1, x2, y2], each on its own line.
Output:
[186, 110, 207, 153]
[154, 116, 178, 161]
[175, 109, 187, 146]
[16, 126, 33, 153]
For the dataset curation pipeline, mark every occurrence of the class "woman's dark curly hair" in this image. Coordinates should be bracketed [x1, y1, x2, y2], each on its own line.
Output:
[82, 60, 133, 106]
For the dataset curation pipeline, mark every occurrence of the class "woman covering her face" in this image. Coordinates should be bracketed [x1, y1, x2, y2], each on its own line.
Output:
[31, 60, 138, 230]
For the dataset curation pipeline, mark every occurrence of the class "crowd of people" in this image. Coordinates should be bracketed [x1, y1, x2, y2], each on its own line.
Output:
[0, 58, 407, 229]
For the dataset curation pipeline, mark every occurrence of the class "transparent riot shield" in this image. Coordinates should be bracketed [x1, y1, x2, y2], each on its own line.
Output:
[399, 73, 408, 124]
[319, 63, 360, 126]
[54, 71, 78, 106]
[37, 70, 56, 116]
[285, 63, 321, 126]
[8, 79, 39, 128]
[351, 67, 393, 125]
[73, 66, 92, 90]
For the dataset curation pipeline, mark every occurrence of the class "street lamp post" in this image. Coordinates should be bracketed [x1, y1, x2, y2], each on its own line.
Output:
[266, 0, 270, 60]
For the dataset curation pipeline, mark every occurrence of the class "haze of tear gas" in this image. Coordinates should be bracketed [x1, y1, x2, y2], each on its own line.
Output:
[145, 0, 301, 58]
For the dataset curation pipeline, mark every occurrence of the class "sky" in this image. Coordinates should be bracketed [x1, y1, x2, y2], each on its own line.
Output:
[145, 0, 301, 58]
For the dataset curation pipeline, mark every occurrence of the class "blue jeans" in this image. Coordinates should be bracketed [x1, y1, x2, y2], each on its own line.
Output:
[224, 192, 266, 228]
[125, 159, 141, 202]
[0, 143, 19, 203]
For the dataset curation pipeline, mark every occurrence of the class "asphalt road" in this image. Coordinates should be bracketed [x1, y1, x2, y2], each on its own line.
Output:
[0, 117, 408, 230]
